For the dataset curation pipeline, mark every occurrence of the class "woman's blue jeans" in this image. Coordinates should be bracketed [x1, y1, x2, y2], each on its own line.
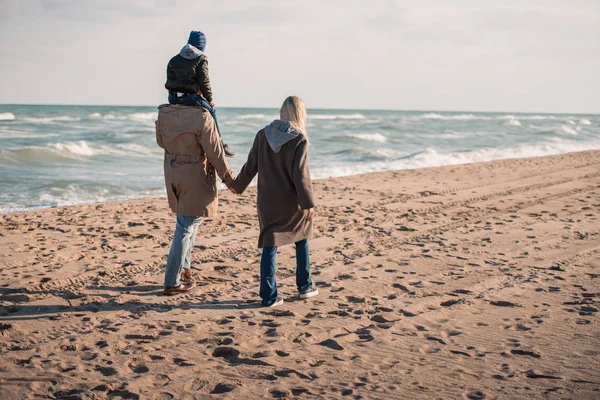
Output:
[260, 239, 312, 306]
[168, 92, 222, 138]
[164, 214, 203, 287]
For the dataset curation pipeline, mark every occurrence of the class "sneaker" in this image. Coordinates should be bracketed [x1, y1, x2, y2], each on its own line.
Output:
[299, 286, 319, 299]
[223, 144, 235, 158]
[263, 298, 284, 308]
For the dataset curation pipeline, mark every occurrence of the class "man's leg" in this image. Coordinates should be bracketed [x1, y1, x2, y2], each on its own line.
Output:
[164, 215, 202, 287]
[295, 239, 312, 292]
[260, 246, 278, 306]
[183, 217, 203, 272]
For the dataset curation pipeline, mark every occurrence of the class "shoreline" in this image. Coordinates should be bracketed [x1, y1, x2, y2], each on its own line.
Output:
[2, 149, 599, 215]
[1, 149, 599, 399]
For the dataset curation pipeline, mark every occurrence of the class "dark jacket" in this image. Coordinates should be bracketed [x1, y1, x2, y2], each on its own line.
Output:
[232, 120, 315, 248]
[165, 44, 213, 102]
[155, 104, 234, 217]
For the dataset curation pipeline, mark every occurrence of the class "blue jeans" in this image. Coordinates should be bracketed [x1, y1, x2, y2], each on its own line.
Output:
[168, 92, 222, 138]
[164, 214, 203, 287]
[260, 239, 312, 306]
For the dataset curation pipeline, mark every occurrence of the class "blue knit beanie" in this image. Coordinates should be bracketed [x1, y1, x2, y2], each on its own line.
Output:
[188, 31, 206, 52]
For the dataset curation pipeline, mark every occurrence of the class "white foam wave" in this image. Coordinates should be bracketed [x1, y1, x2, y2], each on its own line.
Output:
[416, 113, 480, 121]
[21, 115, 80, 124]
[238, 114, 272, 120]
[0, 112, 16, 121]
[505, 119, 522, 127]
[310, 113, 366, 120]
[345, 133, 388, 143]
[579, 119, 592, 125]
[88, 112, 103, 119]
[53, 141, 95, 156]
[127, 112, 157, 121]
[559, 125, 579, 135]
[50, 141, 160, 158]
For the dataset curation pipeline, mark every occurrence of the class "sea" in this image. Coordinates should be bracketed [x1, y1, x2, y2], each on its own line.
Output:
[0, 105, 598, 213]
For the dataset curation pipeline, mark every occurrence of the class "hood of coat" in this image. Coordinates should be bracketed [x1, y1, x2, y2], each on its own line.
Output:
[179, 44, 203, 60]
[264, 120, 300, 153]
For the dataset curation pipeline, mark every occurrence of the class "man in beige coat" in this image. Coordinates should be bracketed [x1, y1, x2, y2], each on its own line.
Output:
[155, 104, 235, 295]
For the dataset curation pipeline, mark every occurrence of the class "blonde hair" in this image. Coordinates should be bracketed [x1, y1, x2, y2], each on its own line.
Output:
[279, 95, 307, 139]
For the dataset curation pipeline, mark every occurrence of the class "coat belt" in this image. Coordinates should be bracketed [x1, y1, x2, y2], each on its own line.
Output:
[165, 153, 203, 163]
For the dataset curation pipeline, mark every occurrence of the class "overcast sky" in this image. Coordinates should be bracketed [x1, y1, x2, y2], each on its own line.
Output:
[0, 0, 598, 113]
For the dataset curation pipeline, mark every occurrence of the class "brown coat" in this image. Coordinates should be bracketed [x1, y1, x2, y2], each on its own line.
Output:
[155, 104, 234, 217]
[231, 124, 315, 248]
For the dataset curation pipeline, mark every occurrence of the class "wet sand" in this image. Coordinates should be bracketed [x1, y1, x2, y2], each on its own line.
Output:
[1, 150, 599, 399]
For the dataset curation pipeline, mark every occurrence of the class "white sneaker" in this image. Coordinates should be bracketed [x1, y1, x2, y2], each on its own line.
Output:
[264, 298, 284, 308]
[299, 286, 319, 299]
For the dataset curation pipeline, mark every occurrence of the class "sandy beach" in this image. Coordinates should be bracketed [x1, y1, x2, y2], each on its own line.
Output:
[1, 150, 599, 399]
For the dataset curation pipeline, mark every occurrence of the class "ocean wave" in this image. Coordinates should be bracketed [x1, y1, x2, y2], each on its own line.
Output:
[0, 112, 16, 121]
[0, 141, 161, 164]
[345, 133, 388, 143]
[579, 119, 592, 125]
[1, 184, 165, 213]
[310, 113, 366, 120]
[312, 140, 600, 179]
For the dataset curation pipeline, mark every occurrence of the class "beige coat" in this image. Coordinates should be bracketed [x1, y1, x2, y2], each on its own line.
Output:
[155, 104, 234, 217]
[231, 121, 315, 248]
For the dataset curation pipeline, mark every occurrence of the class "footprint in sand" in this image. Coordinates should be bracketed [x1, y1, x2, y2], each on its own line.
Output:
[153, 393, 174, 400]
[151, 374, 171, 387]
[211, 383, 236, 394]
[186, 378, 209, 391]
[464, 390, 486, 399]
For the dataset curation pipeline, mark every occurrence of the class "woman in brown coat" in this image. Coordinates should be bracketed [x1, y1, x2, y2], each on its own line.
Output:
[231, 96, 318, 307]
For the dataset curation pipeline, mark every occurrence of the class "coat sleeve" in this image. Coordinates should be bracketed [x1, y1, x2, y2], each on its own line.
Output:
[292, 138, 315, 209]
[198, 116, 235, 186]
[231, 132, 259, 194]
[197, 56, 213, 102]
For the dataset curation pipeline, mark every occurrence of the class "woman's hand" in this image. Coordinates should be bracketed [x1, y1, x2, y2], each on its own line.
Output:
[307, 208, 315, 221]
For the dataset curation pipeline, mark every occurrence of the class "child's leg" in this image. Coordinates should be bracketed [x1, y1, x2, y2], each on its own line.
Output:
[295, 239, 312, 291]
[260, 246, 278, 305]
[194, 97, 223, 139]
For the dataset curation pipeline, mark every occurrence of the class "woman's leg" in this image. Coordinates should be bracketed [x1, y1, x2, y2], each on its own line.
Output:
[295, 239, 312, 292]
[260, 246, 278, 305]
[164, 215, 202, 287]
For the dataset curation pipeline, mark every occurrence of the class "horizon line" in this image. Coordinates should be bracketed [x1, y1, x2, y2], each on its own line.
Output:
[0, 103, 598, 116]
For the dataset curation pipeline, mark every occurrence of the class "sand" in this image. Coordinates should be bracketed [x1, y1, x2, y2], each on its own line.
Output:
[1, 150, 599, 399]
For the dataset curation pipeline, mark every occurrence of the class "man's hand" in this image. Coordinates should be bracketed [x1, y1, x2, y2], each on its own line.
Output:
[228, 186, 238, 195]
[306, 208, 315, 221]
[209, 100, 216, 108]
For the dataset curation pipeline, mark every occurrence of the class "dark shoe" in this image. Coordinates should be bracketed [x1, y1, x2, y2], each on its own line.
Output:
[262, 298, 284, 308]
[223, 144, 235, 158]
[163, 282, 194, 296]
[299, 286, 319, 299]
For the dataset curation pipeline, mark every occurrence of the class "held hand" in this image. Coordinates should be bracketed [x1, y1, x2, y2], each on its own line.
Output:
[209, 100, 216, 108]
[307, 208, 316, 221]
[228, 186, 238, 195]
